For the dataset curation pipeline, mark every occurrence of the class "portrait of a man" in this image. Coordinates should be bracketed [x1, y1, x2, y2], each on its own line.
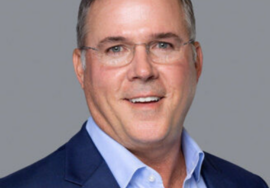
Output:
[0, 0, 269, 187]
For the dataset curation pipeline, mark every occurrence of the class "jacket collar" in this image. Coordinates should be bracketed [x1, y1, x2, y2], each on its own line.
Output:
[202, 152, 236, 188]
[64, 122, 120, 188]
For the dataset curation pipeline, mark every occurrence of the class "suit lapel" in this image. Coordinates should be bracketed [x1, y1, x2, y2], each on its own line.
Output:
[82, 160, 120, 188]
[64, 122, 119, 188]
[202, 152, 236, 188]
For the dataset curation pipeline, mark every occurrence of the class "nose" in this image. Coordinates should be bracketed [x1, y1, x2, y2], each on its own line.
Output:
[127, 45, 159, 82]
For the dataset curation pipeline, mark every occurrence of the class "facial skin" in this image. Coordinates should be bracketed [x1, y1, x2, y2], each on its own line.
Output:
[73, 0, 203, 156]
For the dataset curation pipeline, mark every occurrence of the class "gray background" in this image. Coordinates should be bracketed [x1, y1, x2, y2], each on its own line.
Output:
[0, 0, 269, 185]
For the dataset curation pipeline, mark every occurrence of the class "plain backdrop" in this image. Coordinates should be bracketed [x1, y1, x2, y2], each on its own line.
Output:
[0, 0, 269, 185]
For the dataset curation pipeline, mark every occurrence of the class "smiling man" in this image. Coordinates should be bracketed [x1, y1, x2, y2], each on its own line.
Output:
[0, 0, 268, 188]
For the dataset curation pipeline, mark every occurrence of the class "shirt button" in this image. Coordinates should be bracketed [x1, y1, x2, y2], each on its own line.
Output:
[148, 175, 156, 182]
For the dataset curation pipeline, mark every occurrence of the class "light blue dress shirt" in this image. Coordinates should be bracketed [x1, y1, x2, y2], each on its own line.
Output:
[86, 117, 207, 188]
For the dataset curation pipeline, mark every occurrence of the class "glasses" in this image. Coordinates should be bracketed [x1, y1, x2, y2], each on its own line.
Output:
[80, 39, 194, 67]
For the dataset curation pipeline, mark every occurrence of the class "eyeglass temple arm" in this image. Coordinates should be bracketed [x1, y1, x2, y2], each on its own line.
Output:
[80, 46, 98, 51]
[183, 39, 195, 46]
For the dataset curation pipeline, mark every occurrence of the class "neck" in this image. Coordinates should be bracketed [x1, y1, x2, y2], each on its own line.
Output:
[130, 137, 186, 188]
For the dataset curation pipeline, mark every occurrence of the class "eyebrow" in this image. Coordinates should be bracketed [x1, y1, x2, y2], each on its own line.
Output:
[97, 36, 128, 48]
[150, 32, 183, 42]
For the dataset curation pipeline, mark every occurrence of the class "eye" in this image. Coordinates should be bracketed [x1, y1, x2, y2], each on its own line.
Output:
[104, 44, 131, 57]
[108, 46, 123, 53]
[158, 42, 170, 49]
[153, 42, 174, 50]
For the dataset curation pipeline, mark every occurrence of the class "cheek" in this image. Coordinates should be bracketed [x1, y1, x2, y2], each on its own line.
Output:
[87, 64, 127, 100]
[83, 63, 107, 106]
[161, 63, 197, 113]
[161, 64, 192, 92]
[92, 69, 109, 89]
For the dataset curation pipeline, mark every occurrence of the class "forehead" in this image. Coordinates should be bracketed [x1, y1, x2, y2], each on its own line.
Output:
[86, 0, 187, 43]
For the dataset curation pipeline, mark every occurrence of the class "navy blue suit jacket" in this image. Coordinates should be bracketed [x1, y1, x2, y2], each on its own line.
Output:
[0, 123, 268, 188]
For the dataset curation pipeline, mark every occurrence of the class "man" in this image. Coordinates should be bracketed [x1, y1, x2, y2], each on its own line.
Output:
[0, 0, 268, 187]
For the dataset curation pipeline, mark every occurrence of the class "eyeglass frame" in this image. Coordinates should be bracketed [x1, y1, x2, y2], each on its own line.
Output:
[79, 39, 195, 66]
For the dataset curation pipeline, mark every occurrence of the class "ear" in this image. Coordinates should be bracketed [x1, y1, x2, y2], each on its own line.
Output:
[73, 48, 85, 89]
[193, 41, 203, 82]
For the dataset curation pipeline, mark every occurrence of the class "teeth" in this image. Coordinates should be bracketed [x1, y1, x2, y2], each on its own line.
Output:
[129, 97, 160, 103]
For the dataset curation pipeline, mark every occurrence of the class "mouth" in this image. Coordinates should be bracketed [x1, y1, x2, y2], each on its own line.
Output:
[128, 96, 162, 104]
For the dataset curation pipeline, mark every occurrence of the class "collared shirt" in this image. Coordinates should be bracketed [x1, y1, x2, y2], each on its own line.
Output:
[86, 117, 207, 188]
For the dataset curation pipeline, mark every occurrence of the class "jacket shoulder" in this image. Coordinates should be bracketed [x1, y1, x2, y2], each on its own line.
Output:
[203, 152, 268, 188]
[0, 145, 72, 188]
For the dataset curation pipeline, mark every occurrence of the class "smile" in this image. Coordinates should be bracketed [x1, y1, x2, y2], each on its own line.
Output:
[129, 96, 161, 103]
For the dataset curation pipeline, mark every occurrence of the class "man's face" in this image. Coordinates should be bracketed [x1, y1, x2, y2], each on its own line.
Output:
[73, 0, 202, 150]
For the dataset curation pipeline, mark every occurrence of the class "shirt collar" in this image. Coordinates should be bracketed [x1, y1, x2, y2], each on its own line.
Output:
[86, 117, 145, 188]
[86, 117, 205, 187]
[181, 128, 205, 182]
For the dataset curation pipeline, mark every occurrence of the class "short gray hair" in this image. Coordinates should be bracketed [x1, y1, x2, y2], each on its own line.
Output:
[76, 0, 196, 49]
